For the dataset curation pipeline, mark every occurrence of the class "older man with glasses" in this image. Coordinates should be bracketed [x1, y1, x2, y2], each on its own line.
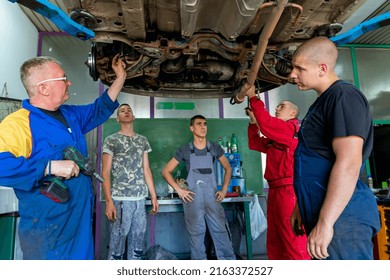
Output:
[0, 54, 126, 259]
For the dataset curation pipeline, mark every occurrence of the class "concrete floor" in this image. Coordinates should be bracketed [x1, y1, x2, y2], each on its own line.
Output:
[240, 254, 268, 260]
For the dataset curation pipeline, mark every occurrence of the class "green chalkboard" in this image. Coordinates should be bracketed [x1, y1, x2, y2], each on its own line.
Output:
[103, 118, 263, 196]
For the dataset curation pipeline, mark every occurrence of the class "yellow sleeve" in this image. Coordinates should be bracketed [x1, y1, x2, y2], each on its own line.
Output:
[0, 109, 32, 158]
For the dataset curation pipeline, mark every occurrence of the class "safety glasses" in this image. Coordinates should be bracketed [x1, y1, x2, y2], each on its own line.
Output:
[35, 75, 68, 86]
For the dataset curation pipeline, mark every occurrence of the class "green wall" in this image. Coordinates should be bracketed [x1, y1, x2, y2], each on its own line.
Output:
[103, 118, 263, 196]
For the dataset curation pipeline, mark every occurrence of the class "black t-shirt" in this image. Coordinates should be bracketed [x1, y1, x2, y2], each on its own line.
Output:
[38, 108, 69, 128]
[299, 80, 373, 162]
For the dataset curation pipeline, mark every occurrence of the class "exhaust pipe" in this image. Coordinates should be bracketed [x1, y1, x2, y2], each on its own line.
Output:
[233, 0, 290, 104]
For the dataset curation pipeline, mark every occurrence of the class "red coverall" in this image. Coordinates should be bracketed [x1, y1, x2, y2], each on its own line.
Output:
[248, 96, 310, 260]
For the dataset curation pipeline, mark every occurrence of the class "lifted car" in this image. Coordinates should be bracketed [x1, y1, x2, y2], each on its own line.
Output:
[58, 0, 367, 99]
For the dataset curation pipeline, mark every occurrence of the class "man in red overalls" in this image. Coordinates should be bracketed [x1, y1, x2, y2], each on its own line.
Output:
[244, 85, 310, 260]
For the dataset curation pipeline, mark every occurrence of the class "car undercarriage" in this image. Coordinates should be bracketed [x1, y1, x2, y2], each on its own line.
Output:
[61, 0, 368, 99]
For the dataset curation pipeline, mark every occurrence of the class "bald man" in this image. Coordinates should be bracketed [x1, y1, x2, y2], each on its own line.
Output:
[289, 36, 380, 260]
[244, 85, 310, 260]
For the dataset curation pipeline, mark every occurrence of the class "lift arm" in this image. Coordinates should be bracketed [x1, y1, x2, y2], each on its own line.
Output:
[330, 11, 390, 46]
[8, 0, 94, 40]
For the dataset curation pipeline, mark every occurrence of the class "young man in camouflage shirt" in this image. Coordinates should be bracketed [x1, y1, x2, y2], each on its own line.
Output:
[102, 104, 159, 260]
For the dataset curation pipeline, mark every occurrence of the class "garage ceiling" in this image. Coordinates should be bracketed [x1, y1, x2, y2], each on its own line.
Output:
[16, 0, 390, 45]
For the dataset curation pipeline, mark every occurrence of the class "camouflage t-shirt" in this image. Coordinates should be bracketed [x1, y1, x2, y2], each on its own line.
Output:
[103, 133, 152, 199]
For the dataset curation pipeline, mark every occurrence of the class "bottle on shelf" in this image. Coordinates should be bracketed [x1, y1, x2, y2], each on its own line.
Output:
[231, 133, 238, 153]
[217, 136, 229, 153]
[367, 176, 374, 189]
[221, 136, 228, 153]
[217, 137, 223, 148]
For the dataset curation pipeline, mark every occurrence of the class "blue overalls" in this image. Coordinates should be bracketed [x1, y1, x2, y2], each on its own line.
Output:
[294, 108, 380, 260]
[183, 142, 235, 260]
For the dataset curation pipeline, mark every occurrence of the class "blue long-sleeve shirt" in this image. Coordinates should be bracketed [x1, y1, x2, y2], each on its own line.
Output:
[0, 90, 118, 259]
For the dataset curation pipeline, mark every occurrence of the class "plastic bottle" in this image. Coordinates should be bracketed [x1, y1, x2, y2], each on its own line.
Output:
[218, 136, 229, 153]
[217, 137, 223, 147]
[231, 133, 238, 153]
[222, 136, 228, 153]
[368, 176, 374, 189]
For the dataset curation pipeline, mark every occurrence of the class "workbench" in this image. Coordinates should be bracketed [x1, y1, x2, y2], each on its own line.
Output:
[145, 196, 254, 260]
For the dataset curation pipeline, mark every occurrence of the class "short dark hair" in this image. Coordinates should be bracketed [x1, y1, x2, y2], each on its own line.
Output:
[190, 115, 206, 126]
[117, 103, 131, 116]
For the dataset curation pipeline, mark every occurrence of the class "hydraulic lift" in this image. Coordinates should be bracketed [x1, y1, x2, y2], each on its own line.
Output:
[330, 11, 390, 46]
[8, 0, 94, 40]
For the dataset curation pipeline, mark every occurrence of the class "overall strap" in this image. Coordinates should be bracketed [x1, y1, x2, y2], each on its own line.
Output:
[189, 141, 211, 153]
